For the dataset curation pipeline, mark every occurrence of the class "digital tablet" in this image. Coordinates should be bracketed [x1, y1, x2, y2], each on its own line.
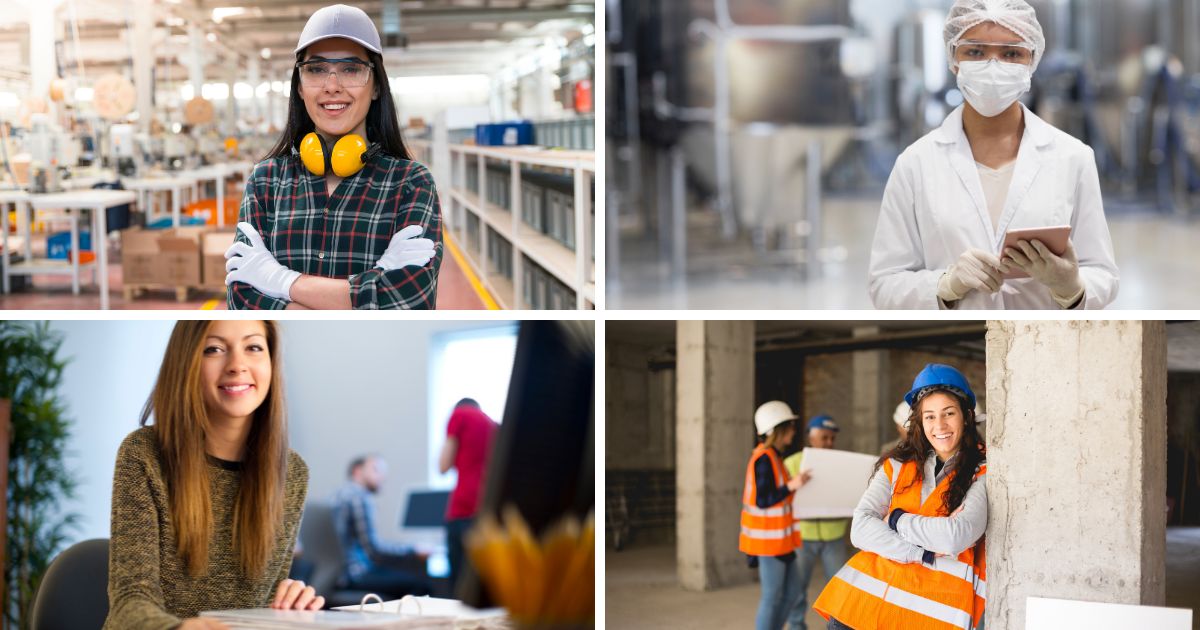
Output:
[1001, 225, 1071, 280]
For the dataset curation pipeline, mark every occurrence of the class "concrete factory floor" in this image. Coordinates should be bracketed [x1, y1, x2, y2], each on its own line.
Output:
[611, 197, 1200, 310]
[607, 527, 1200, 629]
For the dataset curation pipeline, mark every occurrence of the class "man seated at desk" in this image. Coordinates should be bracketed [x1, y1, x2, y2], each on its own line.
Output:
[332, 454, 432, 600]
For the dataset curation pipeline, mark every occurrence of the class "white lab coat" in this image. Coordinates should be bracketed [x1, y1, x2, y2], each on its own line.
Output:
[868, 104, 1119, 309]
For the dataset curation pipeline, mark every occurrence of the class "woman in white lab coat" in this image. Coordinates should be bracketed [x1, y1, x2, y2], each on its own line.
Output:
[868, 0, 1119, 310]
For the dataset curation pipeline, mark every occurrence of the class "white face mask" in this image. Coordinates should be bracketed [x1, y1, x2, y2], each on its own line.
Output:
[956, 59, 1031, 117]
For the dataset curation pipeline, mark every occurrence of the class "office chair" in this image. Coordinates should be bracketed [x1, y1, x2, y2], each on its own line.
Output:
[298, 502, 374, 608]
[31, 538, 110, 630]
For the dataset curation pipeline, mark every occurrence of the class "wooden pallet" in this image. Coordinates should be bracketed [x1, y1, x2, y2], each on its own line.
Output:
[123, 283, 223, 303]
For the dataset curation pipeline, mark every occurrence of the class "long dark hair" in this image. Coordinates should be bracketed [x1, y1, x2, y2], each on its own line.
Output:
[266, 48, 411, 162]
[876, 387, 984, 514]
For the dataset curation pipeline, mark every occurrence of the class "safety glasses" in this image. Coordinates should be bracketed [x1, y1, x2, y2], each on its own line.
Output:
[953, 40, 1035, 66]
[296, 57, 375, 88]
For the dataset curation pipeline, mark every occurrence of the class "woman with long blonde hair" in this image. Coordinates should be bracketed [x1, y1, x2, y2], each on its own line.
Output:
[104, 320, 321, 630]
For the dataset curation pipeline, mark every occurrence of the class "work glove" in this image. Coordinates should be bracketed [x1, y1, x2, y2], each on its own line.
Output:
[1002, 238, 1084, 308]
[225, 222, 301, 301]
[375, 225, 436, 270]
[937, 248, 1004, 303]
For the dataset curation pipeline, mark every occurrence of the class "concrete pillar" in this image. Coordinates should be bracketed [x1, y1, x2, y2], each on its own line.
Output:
[676, 320, 755, 591]
[985, 320, 1167, 629]
[28, 0, 63, 118]
[849, 326, 889, 455]
[187, 24, 206, 97]
[131, 0, 154, 134]
[248, 57, 261, 124]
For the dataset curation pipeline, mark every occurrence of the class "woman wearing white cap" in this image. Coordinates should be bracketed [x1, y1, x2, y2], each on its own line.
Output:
[225, 4, 440, 309]
[868, 0, 1118, 310]
[741, 401, 811, 630]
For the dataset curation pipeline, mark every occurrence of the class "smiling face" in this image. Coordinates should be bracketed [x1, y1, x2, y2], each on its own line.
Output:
[920, 391, 966, 461]
[200, 320, 272, 426]
[299, 38, 377, 140]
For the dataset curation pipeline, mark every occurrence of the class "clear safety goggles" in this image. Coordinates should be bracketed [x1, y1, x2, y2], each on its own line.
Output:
[952, 40, 1035, 66]
[296, 57, 375, 88]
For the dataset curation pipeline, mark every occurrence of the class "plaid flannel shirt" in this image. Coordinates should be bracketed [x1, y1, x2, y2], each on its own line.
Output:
[226, 152, 442, 309]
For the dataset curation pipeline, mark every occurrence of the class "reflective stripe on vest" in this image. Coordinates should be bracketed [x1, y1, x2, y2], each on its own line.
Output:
[833, 564, 974, 630]
[812, 457, 986, 629]
[738, 445, 801, 556]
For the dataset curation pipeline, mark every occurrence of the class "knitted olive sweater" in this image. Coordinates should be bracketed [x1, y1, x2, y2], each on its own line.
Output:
[104, 427, 308, 630]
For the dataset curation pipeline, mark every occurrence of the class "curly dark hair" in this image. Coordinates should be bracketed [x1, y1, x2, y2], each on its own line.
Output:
[876, 388, 985, 514]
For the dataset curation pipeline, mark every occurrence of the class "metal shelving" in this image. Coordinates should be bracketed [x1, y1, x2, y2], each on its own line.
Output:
[410, 139, 595, 309]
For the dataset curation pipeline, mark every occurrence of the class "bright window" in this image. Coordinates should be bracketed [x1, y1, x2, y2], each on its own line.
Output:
[428, 325, 518, 489]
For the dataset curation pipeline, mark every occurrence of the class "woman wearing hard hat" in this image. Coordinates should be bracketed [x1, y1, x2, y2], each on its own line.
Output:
[868, 0, 1118, 310]
[742, 401, 811, 630]
[225, 4, 440, 309]
[813, 364, 988, 630]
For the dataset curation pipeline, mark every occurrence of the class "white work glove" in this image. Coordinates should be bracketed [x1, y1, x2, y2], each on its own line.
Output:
[375, 225, 435, 270]
[937, 248, 1004, 303]
[1002, 238, 1084, 308]
[224, 222, 301, 301]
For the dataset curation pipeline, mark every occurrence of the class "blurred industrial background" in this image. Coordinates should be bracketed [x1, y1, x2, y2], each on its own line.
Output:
[605, 0, 1200, 309]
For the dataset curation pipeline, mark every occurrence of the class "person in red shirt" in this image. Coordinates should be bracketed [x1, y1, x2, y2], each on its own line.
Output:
[438, 398, 499, 590]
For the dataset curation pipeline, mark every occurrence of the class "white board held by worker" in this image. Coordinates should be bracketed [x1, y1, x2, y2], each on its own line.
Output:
[791, 448, 878, 519]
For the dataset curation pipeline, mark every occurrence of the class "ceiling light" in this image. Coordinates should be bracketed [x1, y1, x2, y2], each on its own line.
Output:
[261, 47, 271, 59]
[206, 32, 217, 43]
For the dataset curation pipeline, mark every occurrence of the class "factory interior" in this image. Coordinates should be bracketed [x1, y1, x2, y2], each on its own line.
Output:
[606, 320, 1200, 628]
[0, 0, 595, 309]
[606, 0, 1200, 310]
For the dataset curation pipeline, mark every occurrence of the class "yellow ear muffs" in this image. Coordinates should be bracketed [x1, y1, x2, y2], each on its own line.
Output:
[299, 132, 373, 178]
[330, 134, 369, 178]
[299, 132, 330, 176]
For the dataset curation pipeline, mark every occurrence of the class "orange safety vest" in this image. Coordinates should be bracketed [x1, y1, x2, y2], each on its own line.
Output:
[813, 459, 987, 630]
[739, 444, 803, 556]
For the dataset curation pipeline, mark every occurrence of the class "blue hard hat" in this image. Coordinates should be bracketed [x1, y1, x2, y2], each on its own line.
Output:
[807, 414, 839, 432]
[904, 363, 976, 409]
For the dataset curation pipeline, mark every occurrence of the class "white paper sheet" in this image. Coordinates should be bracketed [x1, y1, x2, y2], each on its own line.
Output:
[790, 448, 878, 519]
[1026, 596, 1192, 630]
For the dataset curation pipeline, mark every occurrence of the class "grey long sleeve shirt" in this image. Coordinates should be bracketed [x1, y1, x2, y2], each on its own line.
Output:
[850, 451, 987, 564]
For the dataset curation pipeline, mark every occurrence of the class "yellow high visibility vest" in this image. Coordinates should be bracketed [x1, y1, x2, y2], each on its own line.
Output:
[739, 444, 803, 556]
[813, 458, 987, 630]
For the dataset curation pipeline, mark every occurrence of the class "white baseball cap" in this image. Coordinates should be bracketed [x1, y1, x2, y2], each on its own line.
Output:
[295, 4, 382, 55]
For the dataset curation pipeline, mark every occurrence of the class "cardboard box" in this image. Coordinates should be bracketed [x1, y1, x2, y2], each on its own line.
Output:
[202, 228, 236, 287]
[121, 227, 203, 286]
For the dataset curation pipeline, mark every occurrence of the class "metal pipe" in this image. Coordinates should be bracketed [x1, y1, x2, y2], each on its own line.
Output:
[805, 139, 822, 278]
[670, 147, 687, 278]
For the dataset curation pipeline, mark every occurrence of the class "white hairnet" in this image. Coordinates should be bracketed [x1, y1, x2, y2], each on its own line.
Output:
[944, 0, 1046, 73]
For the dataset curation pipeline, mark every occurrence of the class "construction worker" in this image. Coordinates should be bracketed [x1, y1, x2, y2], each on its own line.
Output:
[783, 415, 849, 630]
[743, 401, 810, 630]
[881, 401, 911, 455]
[813, 364, 987, 630]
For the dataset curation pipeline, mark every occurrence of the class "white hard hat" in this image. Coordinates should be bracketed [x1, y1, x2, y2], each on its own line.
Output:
[754, 401, 798, 436]
[893, 401, 910, 427]
[296, 4, 382, 54]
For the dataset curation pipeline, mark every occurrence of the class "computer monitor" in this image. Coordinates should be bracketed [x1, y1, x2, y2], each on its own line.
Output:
[401, 490, 451, 528]
[457, 320, 594, 607]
